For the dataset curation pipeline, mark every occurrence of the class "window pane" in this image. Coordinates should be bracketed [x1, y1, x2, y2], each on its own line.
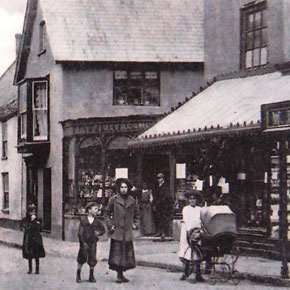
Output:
[261, 47, 267, 65]
[254, 11, 262, 28]
[254, 30, 261, 48]
[145, 72, 158, 79]
[34, 82, 47, 109]
[246, 32, 254, 49]
[19, 83, 27, 113]
[114, 83, 128, 105]
[21, 113, 27, 137]
[130, 72, 142, 79]
[253, 48, 260, 66]
[2, 122, 7, 141]
[33, 110, 48, 138]
[127, 87, 142, 105]
[144, 83, 159, 106]
[246, 50, 253, 68]
[3, 174, 9, 191]
[262, 10, 267, 27]
[115, 71, 127, 80]
[2, 141, 7, 158]
[247, 13, 254, 30]
[261, 28, 267, 46]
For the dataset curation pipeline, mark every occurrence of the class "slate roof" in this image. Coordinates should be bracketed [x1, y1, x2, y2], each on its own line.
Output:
[130, 72, 290, 146]
[39, 0, 204, 62]
[0, 61, 17, 120]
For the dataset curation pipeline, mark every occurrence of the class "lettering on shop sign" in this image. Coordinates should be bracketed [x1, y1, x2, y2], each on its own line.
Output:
[262, 101, 290, 129]
[73, 122, 151, 135]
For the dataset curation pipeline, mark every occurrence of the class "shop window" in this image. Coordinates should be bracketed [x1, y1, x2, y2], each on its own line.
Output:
[2, 122, 7, 159]
[32, 81, 48, 140]
[2, 173, 9, 210]
[241, 2, 267, 69]
[113, 70, 160, 106]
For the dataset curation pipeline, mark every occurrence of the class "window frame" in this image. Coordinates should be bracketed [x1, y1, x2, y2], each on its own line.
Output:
[240, 1, 268, 70]
[2, 172, 9, 210]
[113, 68, 160, 106]
[19, 82, 27, 140]
[2, 122, 8, 159]
[17, 77, 50, 144]
[32, 80, 49, 141]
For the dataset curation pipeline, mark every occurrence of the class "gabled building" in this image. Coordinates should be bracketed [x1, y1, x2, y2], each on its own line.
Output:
[14, 0, 205, 240]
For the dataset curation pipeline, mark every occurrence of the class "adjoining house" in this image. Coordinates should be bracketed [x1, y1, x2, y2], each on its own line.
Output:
[13, 0, 205, 240]
[129, 0, 290, 261]
[0, 58, 23, 229]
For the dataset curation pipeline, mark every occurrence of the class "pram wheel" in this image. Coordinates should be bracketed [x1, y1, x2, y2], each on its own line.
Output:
[231, 270, 241, 285]
[216, 262, 231, 282]
[230, 245, 240, 265]
[208, 266, 217, 285]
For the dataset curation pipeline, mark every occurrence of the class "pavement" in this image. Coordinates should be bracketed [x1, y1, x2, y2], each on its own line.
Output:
[0, 227, 290, 287]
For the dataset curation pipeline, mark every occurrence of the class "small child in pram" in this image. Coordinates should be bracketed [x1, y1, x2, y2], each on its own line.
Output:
[178, 190, 205, 282]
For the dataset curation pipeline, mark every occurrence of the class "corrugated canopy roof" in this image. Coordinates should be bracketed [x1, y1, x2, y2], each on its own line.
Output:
[40, 0, 204, 62]
[132, 72, 290, 145]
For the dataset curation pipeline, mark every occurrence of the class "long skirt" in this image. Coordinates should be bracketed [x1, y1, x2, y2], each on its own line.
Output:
[140, 203, 155, 235]
[108, 239, 136, 271]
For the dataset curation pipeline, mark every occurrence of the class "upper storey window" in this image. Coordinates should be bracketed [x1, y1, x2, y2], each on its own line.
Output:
[39, 21, 46, 54]
[241, 2, 267, 69]
[18, 78, 49, 143]
[113, 69, 160, 106]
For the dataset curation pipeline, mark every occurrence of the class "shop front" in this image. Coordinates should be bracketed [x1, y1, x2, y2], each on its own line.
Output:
[61, 115, 159, 241]
[129, 71, 290, 245]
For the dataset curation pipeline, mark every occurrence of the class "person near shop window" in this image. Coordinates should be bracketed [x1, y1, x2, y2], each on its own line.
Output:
[76, 202, 106, 283]
[139, 182, 155, 236]
[178, 191, 205, 282]
[106, 178, 138, 283]
[152, 173, 174, 240]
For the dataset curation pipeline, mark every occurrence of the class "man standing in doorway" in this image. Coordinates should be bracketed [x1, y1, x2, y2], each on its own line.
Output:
[152, 173, 174, 240]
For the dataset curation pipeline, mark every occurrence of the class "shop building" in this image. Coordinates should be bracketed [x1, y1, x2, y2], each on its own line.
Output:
[129, 0, 290, 260]
[13, 0, 205, 240]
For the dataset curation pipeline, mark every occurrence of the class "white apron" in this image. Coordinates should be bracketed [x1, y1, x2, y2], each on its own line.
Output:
[179, 205, 202, 261]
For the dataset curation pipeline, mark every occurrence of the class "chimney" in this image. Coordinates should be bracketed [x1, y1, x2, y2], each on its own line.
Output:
[15, 33, 22, 57]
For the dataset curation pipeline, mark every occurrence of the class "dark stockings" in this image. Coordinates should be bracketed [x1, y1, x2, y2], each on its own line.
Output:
[28, 258, 39, 274]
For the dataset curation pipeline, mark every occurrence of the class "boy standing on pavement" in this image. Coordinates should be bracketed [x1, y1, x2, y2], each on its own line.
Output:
[76, 202, 106, 283]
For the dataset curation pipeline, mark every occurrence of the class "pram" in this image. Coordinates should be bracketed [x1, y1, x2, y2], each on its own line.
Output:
[187, 206, 240, 285]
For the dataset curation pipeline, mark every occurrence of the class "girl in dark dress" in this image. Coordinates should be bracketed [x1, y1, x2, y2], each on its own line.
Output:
[20, 204, 45, 274]
[106, 178, 138, 283]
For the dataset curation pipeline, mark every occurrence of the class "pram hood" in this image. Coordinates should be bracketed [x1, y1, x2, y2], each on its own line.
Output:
[200, 206, 237, 238]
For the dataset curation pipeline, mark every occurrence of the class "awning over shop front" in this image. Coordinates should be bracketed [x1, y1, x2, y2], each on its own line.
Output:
[129, 71, 290, 148]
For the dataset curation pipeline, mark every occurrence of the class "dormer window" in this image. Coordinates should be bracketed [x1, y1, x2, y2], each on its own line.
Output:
[39, 21, 46, 54]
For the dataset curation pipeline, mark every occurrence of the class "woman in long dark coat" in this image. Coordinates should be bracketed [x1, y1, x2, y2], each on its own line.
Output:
[20, 204, 45, 274]
[106, 178, 138, 283]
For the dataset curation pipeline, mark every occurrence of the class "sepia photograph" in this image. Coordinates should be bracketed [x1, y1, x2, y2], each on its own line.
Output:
[0, 0, 290, 289]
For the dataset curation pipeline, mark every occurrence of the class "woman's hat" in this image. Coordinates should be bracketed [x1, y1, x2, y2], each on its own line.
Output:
[115, 178, 133, 190]
[85, 202, 98, 212]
